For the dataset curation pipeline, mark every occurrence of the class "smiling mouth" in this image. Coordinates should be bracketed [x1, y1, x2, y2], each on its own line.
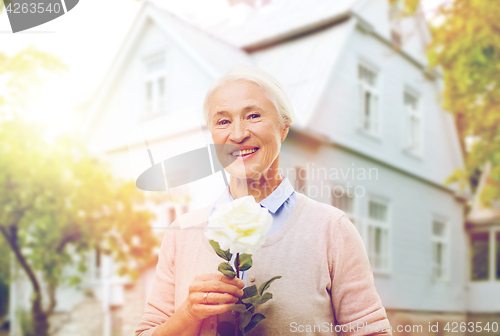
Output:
[230, 147, 259, 157]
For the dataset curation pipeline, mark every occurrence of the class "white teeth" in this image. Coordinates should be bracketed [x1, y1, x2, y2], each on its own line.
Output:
[231, 148, 258, 156]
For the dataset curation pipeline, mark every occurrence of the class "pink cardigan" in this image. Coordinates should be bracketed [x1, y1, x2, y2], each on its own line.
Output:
[136, 193, 392, 336]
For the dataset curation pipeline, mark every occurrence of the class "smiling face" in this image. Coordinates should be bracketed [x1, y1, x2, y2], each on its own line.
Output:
[208, 80, 289, 180]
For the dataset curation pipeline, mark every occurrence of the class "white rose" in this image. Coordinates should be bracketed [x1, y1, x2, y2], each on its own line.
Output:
[205, 195, 273, 255]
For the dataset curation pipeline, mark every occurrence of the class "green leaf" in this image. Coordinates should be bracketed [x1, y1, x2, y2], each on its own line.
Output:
[258, 275, 281, 295]
[244, 313, 266, 333]
[242, 294, 260, 305]
[242, 285, 258, 299]
[209, 240, 232, 261]
[256, 292, 273, 305]
[238, 254, 252, 271]
[218, 262, 236, 278]
[239, 310, 252, 330]
[228, 304, 247, 312]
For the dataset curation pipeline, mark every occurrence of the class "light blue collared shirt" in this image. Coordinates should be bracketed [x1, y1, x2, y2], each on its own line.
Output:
[208, 176, 297, 284]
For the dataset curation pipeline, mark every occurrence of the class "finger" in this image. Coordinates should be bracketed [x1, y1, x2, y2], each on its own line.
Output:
[192, 281, 244, 297]
[218, 274, 245, 289]
[198, 292, 239, 305]
[193, 303, 235, 317]
[198, 274, 245, 288]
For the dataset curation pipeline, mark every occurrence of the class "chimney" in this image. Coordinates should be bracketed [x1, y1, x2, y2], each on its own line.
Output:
[228, 0, 271, 7]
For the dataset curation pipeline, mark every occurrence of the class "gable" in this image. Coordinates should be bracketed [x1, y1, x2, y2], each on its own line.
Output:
[86, 15, 216, 154]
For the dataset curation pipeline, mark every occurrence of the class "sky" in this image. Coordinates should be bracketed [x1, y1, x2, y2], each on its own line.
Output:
[0, 0, 447, 135]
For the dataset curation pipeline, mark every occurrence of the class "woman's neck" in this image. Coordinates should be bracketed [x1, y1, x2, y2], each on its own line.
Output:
[228, 168, 283, 203]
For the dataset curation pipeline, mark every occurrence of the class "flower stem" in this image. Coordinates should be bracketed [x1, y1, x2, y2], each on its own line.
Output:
[235, 253, 240, 336]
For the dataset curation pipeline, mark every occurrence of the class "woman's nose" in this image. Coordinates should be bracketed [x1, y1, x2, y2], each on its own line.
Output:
[229, 120, 250, 143]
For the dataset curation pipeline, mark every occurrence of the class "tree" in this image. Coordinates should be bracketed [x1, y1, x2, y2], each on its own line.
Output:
[0, 45, 67, 119]
[391, 0, 500, 204]
[0, 235, 9, 327]
[0, 119, 159, 336]
[426, 0, 500, 204]
[0, 47, 159, 336]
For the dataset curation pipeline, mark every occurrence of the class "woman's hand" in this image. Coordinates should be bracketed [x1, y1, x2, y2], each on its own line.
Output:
[184, 273, 245, 322]
[151, 274, 244, 336]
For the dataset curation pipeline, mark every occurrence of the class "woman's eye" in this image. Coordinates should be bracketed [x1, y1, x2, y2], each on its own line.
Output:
[248, 113, 260, 119]
[217, 120, 230, 125]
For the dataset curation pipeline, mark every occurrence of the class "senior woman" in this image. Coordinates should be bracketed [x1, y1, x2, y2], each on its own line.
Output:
[136, 66, 392, 336]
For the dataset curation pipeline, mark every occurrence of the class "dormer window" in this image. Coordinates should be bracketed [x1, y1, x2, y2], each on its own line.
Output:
[388, 1, 403, 48]
[390, 28, 402, 47]
[358, 63, 379, 135]
[144, 53, 167, 116]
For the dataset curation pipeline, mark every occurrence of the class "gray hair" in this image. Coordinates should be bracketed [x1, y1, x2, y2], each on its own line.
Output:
[202, 65, 295, 128]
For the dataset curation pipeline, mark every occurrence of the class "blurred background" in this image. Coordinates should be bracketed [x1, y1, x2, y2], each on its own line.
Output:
[1, 0, 499, 335]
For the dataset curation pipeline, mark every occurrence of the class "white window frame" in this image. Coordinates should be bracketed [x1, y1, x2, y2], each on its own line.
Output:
[358, 62, 380, 136]
[431, 216, 449, 282]
[143, 52, 167, 116]
[366, 197, 391, 274]
[403, 89, 423, 155]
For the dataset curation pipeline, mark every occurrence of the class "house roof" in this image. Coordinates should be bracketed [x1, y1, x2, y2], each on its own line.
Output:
[148, 0, 362, 50]
[467, 162, 500, 226]
[203, 0, 361, 50]
[149, 1, 253, 75]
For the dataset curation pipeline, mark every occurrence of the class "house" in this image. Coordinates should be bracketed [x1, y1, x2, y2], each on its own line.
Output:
[34, 0, 474, 334]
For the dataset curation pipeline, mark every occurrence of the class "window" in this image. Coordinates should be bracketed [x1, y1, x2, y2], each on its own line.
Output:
[404, 91, 422, 154]
[431, 219, 448, 281]
[367, 199, 389, 272]
[358, 63, 379, 135]
[144, 54, 167, 115]
[470, 232, 489, 281]
[388, 3, 403, 48]
[390, 29, 402, 47]
[331, 187, 357, 226]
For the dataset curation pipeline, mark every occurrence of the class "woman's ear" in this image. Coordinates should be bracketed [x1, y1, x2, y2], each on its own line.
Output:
[281, 124, 290, 142]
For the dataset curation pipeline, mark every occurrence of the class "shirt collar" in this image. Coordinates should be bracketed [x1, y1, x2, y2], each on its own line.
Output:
[212, 176, 295, 214]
